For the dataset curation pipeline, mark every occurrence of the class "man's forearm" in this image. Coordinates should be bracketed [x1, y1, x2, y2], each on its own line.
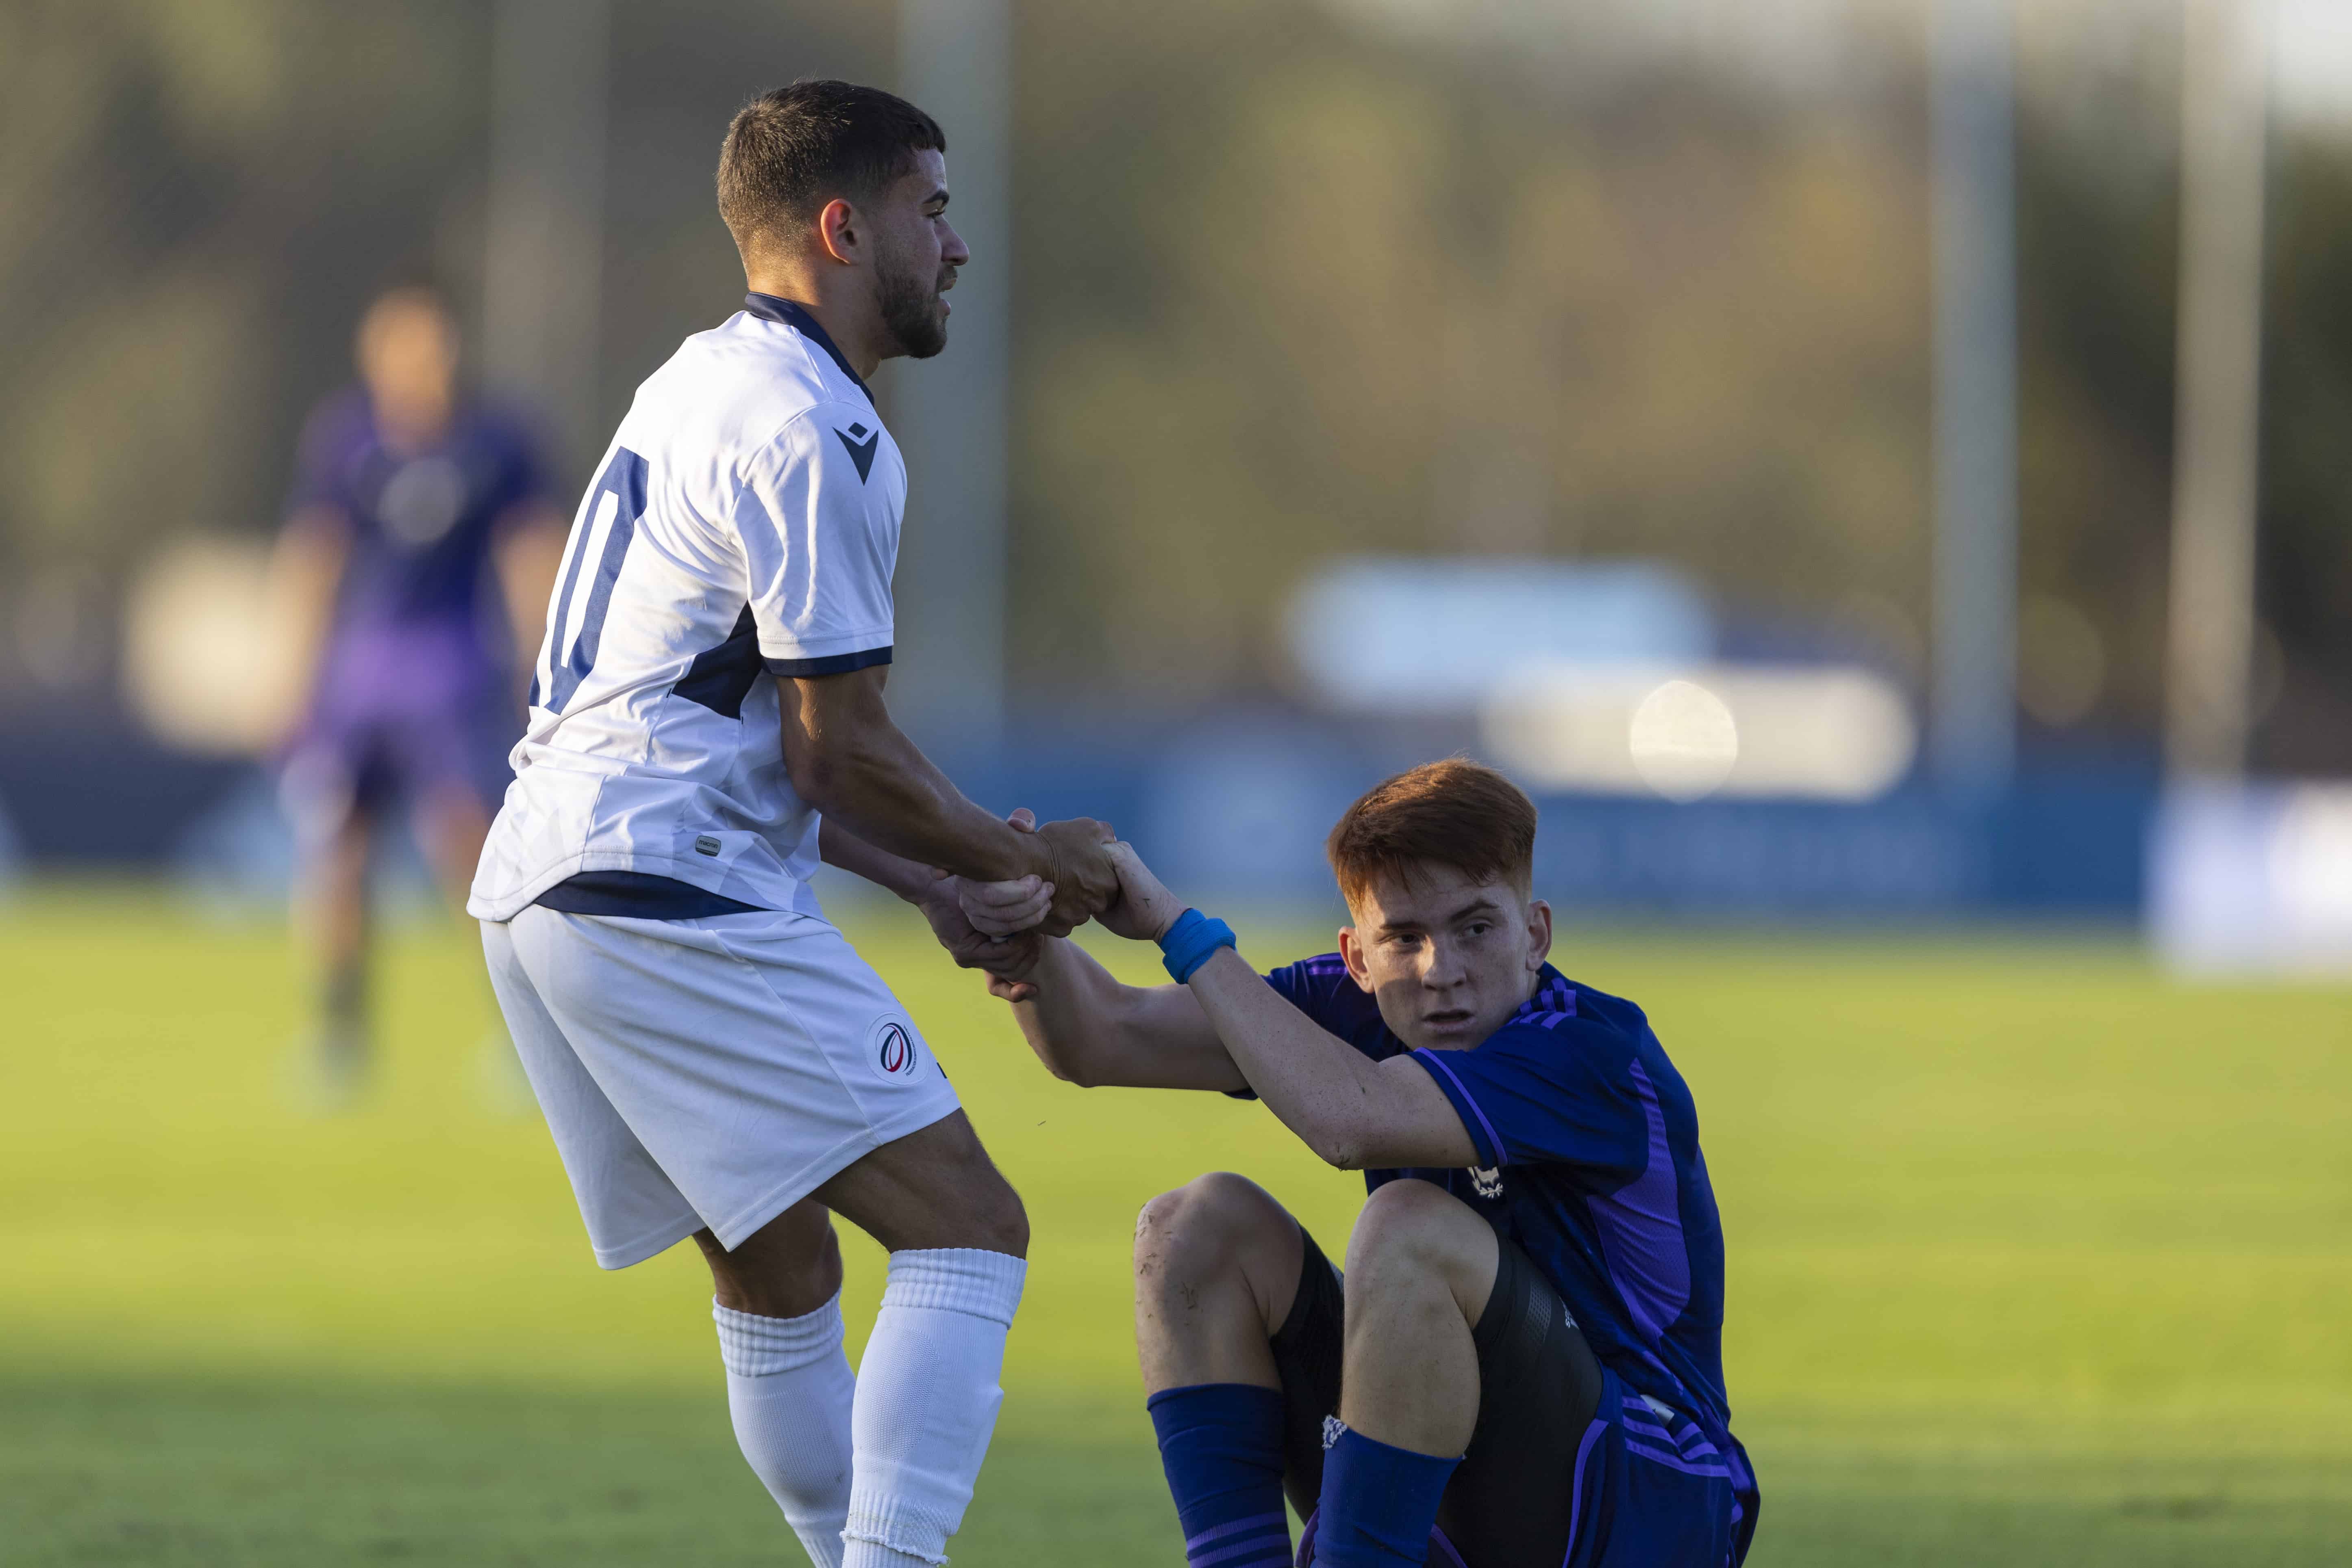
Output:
[817, 819, 941, 903]
[1010, 939, 1247, 1092]
[783, 668, 1116, 935]
[1185, 948, 1426, 1167]
[1006, 939, 1119, 1081]
[791, 704, 1039, 884]
[1098, 844, 1470, 1158]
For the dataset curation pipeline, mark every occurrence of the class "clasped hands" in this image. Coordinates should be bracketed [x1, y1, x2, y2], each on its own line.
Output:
[914, 809, 1178, 1001]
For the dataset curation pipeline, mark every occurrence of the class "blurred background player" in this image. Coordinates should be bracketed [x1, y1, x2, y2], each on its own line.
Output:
[269, 281, 567, 1103]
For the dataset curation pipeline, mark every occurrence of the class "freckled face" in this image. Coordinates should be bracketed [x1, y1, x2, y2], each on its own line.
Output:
[1338, 863, 1552, 1053]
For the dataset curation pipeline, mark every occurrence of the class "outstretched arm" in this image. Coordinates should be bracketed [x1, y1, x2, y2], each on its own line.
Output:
[819, 815, 1018, 905]
[993, 937, 1247, 1092]
[819, 816, 1052, 998]
[780, 665, 1118, 934]
[1106, 844, 1477, 1170]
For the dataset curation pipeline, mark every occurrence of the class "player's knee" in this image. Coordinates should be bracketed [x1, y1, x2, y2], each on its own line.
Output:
[831, 1112, 1028, 1255]
[1131, 1184, 1204, 1277]
[971, 1174, 1030, 1258]
[1347, 1178, 1483, 1287]
[698, 1217, 845, 1318]
[1133, 1172, 1271, 1282]
[933, 1152, 1029, 1257]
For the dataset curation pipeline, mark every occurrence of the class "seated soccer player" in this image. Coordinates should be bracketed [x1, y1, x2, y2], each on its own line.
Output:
[972, 761, 1758, 1568]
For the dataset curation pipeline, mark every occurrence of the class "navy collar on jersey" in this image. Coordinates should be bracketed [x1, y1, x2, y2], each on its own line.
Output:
[742, 292, 872, 402]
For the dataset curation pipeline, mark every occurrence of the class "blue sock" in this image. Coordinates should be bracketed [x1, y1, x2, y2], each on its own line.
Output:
[1312, 1428, 1461, 1568]
[1146, 1383, 1292, 1568]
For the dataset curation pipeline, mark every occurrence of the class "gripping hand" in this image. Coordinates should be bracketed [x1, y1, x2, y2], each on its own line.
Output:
[1032, 816, 1121, 936]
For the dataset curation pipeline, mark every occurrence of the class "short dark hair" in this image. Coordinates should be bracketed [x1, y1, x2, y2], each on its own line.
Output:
[1326, 761, 1538, 910]
[717, 79, 946, 254]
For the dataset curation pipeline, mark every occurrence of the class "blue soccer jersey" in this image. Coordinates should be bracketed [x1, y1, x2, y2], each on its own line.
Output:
[289, 387, 550, 636]
[278, 390, 554, 818]
[1263, 956, 1742, 1459]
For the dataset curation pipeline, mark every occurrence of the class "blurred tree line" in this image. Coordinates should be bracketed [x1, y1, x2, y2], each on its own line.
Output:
[1, 0, 2345, 770]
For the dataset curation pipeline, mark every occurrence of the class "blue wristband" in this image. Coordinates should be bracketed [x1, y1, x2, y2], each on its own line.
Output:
[1158, 907, 1237, 984]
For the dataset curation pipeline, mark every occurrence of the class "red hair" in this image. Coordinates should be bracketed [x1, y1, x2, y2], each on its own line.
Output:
[1325, 760, 1537, 909]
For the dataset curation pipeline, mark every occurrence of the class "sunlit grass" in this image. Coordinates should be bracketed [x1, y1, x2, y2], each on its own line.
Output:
[3, 884, 2348, 1564]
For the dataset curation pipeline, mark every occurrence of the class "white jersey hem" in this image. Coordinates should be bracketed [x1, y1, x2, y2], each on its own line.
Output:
[466, 849, 817, 923]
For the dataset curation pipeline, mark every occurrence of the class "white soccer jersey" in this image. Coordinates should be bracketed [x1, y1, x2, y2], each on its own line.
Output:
[468, 295, 905, 922]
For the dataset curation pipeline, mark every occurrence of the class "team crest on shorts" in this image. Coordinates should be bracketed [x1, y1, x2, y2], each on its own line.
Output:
[1469, 1165, 1504, 1199]
[867, 1016, 925, 1081]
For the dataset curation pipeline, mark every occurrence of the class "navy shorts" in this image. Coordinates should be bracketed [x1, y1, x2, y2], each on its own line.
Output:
[1562, 1369, 1757, 1568]
[1277, 1225, 1757, 1568]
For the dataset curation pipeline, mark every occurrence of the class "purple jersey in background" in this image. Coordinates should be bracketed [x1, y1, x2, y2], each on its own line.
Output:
[290, 386, 548, 635]
[281, 388, 552, 822]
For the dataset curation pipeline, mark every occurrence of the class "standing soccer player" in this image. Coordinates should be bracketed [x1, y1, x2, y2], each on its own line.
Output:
[469, 82, 1119, 1568]
[272, 281, 567, 1101]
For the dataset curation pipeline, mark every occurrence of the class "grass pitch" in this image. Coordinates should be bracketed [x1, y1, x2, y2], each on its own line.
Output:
[2, 885, 2347, 1566]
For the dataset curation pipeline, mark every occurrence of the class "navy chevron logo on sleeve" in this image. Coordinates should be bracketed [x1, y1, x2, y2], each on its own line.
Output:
[835, 423, 879, 481]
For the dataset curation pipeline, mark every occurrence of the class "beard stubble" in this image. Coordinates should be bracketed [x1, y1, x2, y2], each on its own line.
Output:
[877, 253, 952, 360]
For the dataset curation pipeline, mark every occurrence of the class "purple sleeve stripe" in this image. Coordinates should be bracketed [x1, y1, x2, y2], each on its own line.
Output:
[1619, 1414, 1720, 1460]
[1618, 1406, 1689, 1433]
[1565, 1416, 1605, 1557]
[1411, 1049, 1505, 1167]
[1617, 1407, 1713, 1442]
[1622, 1439, 1731, 1480]
[1183, 1512, 1288, 1552]
[1188, 1528, 1292, 1567]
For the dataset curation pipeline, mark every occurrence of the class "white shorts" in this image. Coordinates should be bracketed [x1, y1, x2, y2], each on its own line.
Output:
[482, 903, 962, 1269]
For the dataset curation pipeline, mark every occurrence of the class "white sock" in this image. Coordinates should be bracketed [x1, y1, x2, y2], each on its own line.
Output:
[842, 1248, 1028, 1568]
[715, 1294, 856, 1568]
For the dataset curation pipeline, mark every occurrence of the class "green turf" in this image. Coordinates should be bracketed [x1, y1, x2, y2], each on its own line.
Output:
[2, 885, 2347, 1565]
